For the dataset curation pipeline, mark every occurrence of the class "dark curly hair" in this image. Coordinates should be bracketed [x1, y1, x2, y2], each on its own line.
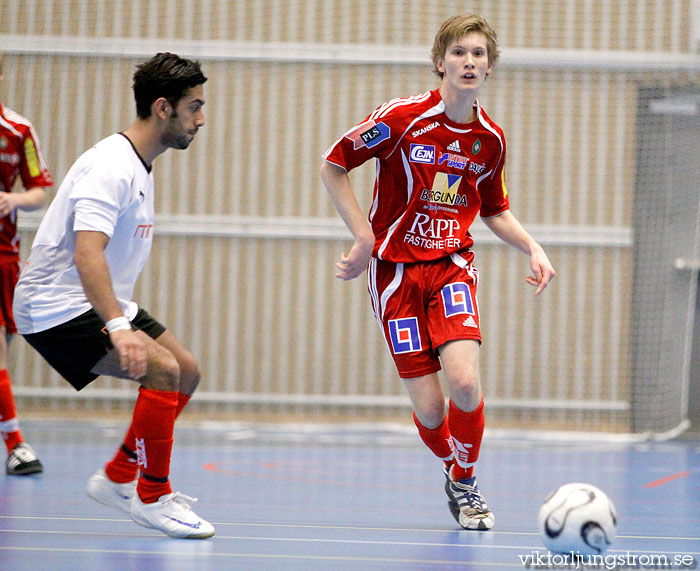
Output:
[133, 52, 207, 119]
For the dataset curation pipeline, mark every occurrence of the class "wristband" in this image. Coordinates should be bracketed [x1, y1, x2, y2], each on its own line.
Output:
[105, 316, 132, 334]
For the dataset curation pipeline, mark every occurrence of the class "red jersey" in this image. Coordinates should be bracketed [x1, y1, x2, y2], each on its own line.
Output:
[0, 102, 53, 260]
[324, 89, 509, 264]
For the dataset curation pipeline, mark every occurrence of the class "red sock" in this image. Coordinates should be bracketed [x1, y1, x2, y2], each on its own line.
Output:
[448, 397, 485, 481]
[413, 412, 454, 469]
[132, 387, 178, 503]
[0, 369, 23, 453]
[104, 425, 137, 483]
[176, 393, 191, 417]
[105, 392, 192, 484]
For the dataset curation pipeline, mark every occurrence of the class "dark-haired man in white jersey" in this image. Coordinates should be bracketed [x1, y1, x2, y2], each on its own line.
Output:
[14, 52, 214, 539]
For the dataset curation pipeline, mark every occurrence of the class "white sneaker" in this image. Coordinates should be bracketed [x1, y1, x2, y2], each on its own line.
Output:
[445, 471, 495, 531]
[86, 468, 137, 515]
[130, 491, 215, 539]
[6, 442, 43, 475]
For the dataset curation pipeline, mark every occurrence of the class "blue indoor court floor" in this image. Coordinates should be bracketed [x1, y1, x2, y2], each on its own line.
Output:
[1, 418, 699, 570]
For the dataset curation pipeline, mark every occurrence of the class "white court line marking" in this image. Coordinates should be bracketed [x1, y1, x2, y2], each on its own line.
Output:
[1, 529, 699, 557]
[2, 544, 699, 568]
[0, 529, 532, 549]
[0, 529, 157, 538]
[218, 522, 700, 542]
[0, 547, 523, 567]
[1, 516, 699, 542]
[0, 515, 128, 523]
[0, 515, 532, 534]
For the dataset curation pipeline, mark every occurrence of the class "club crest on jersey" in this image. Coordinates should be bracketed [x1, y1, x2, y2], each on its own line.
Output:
[442, 282, 475, 318]
[0, 137, 7, 150]
[472, 139, 482, 154]
[388, 317, 422, 354]
[409, 144, 435, 164]
[345, 120, 391, 150]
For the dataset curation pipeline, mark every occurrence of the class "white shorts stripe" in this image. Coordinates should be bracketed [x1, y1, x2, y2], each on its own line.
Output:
[379, 262, 404, 321]
[367, 258, 380, 321]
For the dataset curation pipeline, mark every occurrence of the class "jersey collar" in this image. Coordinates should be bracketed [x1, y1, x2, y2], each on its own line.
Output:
[118, 132, 152, 174]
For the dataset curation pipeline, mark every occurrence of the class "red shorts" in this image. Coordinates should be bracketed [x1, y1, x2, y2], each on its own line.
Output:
[367, 253, 481, 379]
[0, 260, 20, 334]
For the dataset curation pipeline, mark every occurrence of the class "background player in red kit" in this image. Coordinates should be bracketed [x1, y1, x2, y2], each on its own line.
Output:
[0, 50, 52, 475]
[321, 14, 555, 530]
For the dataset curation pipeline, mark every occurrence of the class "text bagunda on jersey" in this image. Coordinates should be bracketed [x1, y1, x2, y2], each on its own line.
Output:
[323, 89, 509, 265]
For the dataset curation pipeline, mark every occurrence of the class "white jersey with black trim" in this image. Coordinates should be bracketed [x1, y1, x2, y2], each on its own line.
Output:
[13, 133, 155, 334]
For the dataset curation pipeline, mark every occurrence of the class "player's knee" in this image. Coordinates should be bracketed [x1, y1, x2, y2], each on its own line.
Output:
[178, 352, 201, 396]
[448, 373, 480, 404]
[144, 352, 181, 392]
[415, 399, 448, 428]
[421, 407, 448, 428]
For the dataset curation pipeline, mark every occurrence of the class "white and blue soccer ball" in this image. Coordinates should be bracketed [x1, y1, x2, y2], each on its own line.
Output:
[537, 483, 617, 556]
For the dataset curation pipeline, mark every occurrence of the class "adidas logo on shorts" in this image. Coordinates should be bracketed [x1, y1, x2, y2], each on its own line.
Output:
[462, 316, 477, 328]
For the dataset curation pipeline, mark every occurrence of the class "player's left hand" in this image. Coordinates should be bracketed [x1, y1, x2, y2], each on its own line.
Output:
[526, 247, 555, 296]
[0, 193, 17, 217]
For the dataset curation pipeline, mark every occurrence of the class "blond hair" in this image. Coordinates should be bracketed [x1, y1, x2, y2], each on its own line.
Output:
[431, 14, 500, 78]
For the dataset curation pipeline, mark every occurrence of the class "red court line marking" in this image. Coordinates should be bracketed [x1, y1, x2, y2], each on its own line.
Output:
[644, 471, 691, 488]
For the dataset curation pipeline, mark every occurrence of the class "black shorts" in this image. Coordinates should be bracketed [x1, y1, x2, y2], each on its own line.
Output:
[22, 308, 166, 391]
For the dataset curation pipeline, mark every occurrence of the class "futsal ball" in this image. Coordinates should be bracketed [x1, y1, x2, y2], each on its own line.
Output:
[537, 483, 617, 556]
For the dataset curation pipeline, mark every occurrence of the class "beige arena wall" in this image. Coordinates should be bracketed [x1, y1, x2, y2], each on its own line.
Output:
[2, 0, 699, 430]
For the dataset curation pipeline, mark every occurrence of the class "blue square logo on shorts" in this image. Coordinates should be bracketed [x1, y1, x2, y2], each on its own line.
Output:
[442, 282, 475, 317]
[389, 317, 422, 354]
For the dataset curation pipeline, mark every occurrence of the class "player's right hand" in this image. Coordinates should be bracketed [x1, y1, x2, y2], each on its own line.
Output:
[335, 239, 373, 280]
[110, 329, 148, 380]
[0, 192, 17, 217]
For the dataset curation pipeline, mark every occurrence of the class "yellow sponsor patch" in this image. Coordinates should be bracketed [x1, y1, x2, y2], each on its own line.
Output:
[24, 138, 40, 178]
[501, 168, 508, 198]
